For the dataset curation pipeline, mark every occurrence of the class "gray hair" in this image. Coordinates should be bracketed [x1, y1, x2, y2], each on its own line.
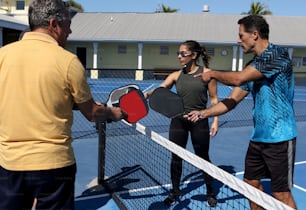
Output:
[28, 0, 70, 30]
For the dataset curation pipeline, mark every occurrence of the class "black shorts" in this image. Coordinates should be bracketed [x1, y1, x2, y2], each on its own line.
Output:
[244, 138, 296, 192]
[0, 164, 76, 210]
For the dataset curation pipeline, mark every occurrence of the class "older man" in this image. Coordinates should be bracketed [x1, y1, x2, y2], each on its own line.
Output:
[0, 0, 124, 209]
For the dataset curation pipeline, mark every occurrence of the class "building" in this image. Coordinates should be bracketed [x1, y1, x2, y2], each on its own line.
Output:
[0, 0, 28, 46]
[0, 0, 29, 22]
[1, 1, 305, 80]
[67, 12, 306, 80]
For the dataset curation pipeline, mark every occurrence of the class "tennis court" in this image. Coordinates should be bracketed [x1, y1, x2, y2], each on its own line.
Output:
[73, 77, 306, 210]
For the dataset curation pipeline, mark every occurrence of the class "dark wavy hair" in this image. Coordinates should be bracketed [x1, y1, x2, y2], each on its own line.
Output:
[238, 15, 269, 39]
[180, 40, 210, 68]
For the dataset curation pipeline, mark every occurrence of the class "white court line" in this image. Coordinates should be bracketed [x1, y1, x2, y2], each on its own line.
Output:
[235, 171, 244, 176]
[143, 83, 156, 92]
[294, 185, 306, 192]
[75, 193, 111, 201]
[293, 161, 306, 192]
[111, 178, 204, 195]
[295, 160, 306, 165]
[124, 184, 170, 194]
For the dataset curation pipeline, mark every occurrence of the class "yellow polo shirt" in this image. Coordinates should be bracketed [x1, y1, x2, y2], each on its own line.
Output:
[0, 32, 92, 171]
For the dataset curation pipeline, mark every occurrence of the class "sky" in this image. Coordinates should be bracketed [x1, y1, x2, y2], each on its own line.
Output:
[74, 0, 306, 16]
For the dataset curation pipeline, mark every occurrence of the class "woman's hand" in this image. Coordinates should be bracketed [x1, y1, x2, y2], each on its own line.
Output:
[209, 120, 218, 137]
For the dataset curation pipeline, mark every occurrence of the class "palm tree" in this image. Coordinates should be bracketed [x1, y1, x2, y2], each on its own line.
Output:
[156, 4, 179, 13]
[66, 0, 84, 12]
[242, 1, 272, 15]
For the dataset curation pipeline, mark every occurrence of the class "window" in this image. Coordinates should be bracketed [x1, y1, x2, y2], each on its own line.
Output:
[118, 45, 127, 54]
[160, 46, 169, 55]
[76, 47, 87, 68]
[16, 0, 25, 10]
[292, 57, 302, 67]
[303, 57, 306, 66]
[207, 47, 215, 56]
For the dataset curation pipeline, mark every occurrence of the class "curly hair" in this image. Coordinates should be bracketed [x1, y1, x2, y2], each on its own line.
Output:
[28, 0, 70, 30]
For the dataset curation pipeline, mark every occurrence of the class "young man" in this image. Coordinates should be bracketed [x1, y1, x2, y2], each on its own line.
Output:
[0, 0, 125, 209]
[186, 15, 297, 209]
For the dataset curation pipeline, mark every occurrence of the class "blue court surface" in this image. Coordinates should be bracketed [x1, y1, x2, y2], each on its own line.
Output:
[73, 123, 306, 210]
[73, 79, 306, 210]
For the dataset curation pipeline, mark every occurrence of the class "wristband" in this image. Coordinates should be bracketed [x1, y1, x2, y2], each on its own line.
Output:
[220, 98, 237, 110]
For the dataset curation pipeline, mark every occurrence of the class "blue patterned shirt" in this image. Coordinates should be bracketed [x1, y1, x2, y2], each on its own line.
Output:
[240, 43, 297, 143]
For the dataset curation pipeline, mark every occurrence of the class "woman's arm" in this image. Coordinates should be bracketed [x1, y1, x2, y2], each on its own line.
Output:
[144, 70, 181, 99]
[208, 79, 219, 136]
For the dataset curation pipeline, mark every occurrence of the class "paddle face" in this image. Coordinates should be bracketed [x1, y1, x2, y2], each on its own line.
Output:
[73, 84, 139, 110]
[149, 87, 184, 118]
[106, 84, 139, 107]
[119, 89, 149, 123]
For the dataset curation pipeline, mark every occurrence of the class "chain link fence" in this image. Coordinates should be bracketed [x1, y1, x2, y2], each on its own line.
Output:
[72, 69, 306, 140]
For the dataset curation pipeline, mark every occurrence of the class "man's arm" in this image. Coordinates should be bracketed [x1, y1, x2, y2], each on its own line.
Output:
[200, 65, 263, 86]
[77, 98, 124, 122]
[185, 87, 249, 122]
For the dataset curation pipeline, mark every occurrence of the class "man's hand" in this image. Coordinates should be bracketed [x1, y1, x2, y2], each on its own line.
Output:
[194, 68, 212, 83]
[108, 107, 127, 122]
[183, 110, 206, 123]
[94, 104, 126, 123]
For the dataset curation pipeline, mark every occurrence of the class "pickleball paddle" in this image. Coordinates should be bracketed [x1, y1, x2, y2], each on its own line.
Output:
[149, 87, 184, 118]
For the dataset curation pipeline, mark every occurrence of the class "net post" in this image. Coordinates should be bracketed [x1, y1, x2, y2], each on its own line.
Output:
[97, 121, 106, 185]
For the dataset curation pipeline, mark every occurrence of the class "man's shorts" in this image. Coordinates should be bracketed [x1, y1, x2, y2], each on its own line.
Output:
[244, 138, 296, 192]
[0, 164, 76, 210]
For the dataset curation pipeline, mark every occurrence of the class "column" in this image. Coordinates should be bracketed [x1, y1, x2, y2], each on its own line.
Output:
[287, 48, 293, 59]
[232, 46, 238, 71]
[238, 46, 244, 71]
[136, 42, 143, 80]
[91, 42, 99, 79]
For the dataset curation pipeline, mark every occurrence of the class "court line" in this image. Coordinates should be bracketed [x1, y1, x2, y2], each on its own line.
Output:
[294, 185, 306, 192]
[123, 183, 170, 194]
[235, 171, 244, 176]
[143, 84, 155, 92]
[295, 160, 306, 165]
[293, 161, 306, 192]
[75, 193, 111, 201]
[107, 178, 214, 194]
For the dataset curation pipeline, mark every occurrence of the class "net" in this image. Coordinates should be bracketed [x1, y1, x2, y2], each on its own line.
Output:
[101, 120, 294, 210]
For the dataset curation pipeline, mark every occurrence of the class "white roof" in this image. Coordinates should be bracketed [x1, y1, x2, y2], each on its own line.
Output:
[68, 12, 306, 47]
[0, 14, 28, 30]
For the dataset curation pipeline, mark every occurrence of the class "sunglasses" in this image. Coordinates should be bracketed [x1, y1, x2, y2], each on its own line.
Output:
[176, 51, 192, 57]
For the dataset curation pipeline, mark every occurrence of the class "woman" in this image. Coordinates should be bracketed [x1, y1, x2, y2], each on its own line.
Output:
[145, 40, 219, 207]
